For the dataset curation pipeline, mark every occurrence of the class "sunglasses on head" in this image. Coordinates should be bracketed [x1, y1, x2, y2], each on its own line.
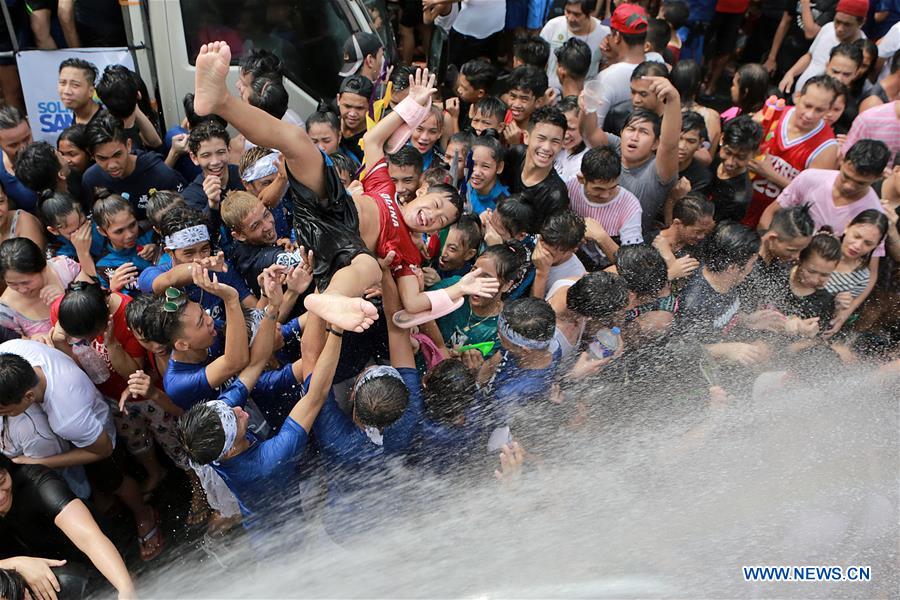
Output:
[162, 287, 187, 313]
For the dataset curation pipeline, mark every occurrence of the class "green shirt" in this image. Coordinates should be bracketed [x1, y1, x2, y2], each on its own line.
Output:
[433, 276, 500, 353]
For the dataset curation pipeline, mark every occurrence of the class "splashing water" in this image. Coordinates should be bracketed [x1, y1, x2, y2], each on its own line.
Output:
[130, 372, 898, 599]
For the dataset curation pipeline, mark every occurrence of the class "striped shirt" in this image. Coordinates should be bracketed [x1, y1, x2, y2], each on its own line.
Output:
[825, 267, 870, 298]
[843, 101, 900, 158]
[566, 178, 644, 245]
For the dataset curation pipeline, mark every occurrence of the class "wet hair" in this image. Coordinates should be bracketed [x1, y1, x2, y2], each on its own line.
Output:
[580, 146, 621, 182]
[509, 65, 549, 99]
[305, 110, 341, 134]
[422, 166, 451, 186]
[188, 120, 230, 155]
[501, 297, 556, 343]
[177, 403, 227, 465]
[843, 139, 891, 177]
[829, 41, 863, 67]
[566, 271, 629, 318]
[451, 213, 484, 250]
[799, 74, 841, 99]
[631, 60, 669, 81]
[146, 190, 187, 232]
[38, 190, 82, 230]
[704, 222, 761, 273]
[84, 111, 129, 152]
[460, 59, 497, 91]
[15, 141, 61, 194]
[672, 192, 714, 225]
[329, 152, 356, 177]
[480, 240, 528, 284]
[853, 38, 878, 76]
[248, 76, 289, 119]
[124, 292, 157, 336]
[732, 63, 770, 114]
[473, 96, 507, 122]
[616, 244, 668, 297]
[555, 38, 592, 79]
[58, 281, 110, 338]
[135, 295, 184, 348]
[389, 64, 417, 92]
[447, 131, 473, 150]
[540, 210, 585, 251]
[92, 189, 134, 230]
[670, 59, 702, 102]
[239, 48, 284, 80]
[422, 359, 477, 424]
[557, 95, 580, 116]
[661, 0, 690, 28]
[427, 183, 464, 220]
[528, 105, 567, 133]
[238, 146, 275, 178]
[0, 352, 39, 405]
[387, 144, 424, 175]
[721, 114, 763, 153]
[0, 568, 29, 600]
[95, 65, 139, 120]
[799, 231, 841, 263]
[623, 109, 662, 139]
[59, 57, 99, 84]
[354, 370, 410, 429]
[681, 110, 708, 141]
[646, 18, 670, 54]
[0, 106, 27, 130]
[221, 190, 262, 232]
[0, 237, 46, 277]
[470, 133, 504, 163]
[845, 209, 889, 249]
[58, 123, 90, 154]
[770, 204, 815, 239]
[182, 92, 228, 130]
[513, 35, 551, 69]
[495, 194, 534, 237]
[159, 204, 209, 240]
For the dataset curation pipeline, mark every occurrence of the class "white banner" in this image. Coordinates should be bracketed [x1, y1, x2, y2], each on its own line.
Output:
[16, 48, 136, 143]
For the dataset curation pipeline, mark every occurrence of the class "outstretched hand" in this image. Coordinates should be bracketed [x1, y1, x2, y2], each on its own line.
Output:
[408, 67, 437, 106]
[458, 267, 500, 298]
[191, 265, 238, 301]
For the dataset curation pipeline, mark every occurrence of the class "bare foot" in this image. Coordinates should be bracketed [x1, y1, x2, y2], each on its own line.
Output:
[194, 41, 232, 116]
[304, 293, 378, 332]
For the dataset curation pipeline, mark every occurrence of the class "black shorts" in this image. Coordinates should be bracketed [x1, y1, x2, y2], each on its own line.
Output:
[83, 445, 127, 495]
[400, 0, 423, 28]
[288, 157, 372, 290]
[707, 11, 744, 56]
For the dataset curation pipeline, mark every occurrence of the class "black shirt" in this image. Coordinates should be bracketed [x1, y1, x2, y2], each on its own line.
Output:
[231, 242, 305, 297]
[675, 269, 742, 343]
[500, 145, 570, 232]
[680, 159, 712, 194]
[80, 150, 186, 220]
[182, 164, 246, 216]
[340, 130, 365, 164]
[738, 256, 791, 311]
[707, 162, 752, 222]
[0, 465, 77, 560]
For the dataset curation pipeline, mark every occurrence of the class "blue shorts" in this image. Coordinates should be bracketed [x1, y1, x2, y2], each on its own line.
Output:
[506, 0, 551, 29]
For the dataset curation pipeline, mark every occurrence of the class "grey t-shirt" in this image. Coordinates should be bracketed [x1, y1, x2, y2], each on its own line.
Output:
[608, 135, 676, 234]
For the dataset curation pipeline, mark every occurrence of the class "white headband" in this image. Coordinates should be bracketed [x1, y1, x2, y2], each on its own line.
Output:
[241, 152, 280, 182]
[498, 313, 552, 350]
[207, 400, 237, 462]
[353, 364, 404, 396]
[164, 224, 210, 250]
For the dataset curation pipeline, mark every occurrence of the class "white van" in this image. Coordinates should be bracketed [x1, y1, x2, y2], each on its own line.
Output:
[121, 0, 395, 130]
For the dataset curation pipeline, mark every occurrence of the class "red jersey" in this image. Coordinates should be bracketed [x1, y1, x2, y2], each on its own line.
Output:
[363, 160, 423, 278]
[742, 107, 836, 227]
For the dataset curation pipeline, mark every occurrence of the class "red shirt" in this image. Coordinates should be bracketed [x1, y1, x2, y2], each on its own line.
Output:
[715, 0, 749, 13]
[50, 292, 145, 400]
[363, 160, 423, 279]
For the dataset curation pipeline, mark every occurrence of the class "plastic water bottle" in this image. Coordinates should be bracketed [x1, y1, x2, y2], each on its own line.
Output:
[588, 327, 620, 360]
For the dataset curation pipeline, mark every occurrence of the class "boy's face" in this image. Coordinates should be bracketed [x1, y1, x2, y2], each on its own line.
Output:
[471, 109, 502, 135]
[337, 92, 368, 132]
[563, 110, 583, 150]
[792, 84, 834, 132]
[578, 175, 619, 204]
[456, 73, 484, 104]
[388, 163, 421, 204]
[171, 240, 212, 265]
[190, 137, 229, 181]
[524, 122, 564, 169]
[507, 87, 537, 125]
[544, 242, 576, 266]
[677, 128, 703, 167]
[93, 139, 132, 179]
[234, 201, 277, 245]
[58, 67, 95, 110]
[173, 301, 217, 352]
[630, 78, 662, 113]
[825, 55, 859, 86]
[833, 11, 862, 42]
[439, 227, 475, 271]
[401, 189, 459, 233]
[719, 144, 753, 177]
[443, 141, 468, 174]
[620, 118, 658, 163]
[307, 122, 340, 155]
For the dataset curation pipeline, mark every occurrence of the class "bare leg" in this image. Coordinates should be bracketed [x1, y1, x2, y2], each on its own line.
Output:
[134, 449, 166, 495]
[114, 476, 161, 558]
[29, 9, 57, 49]
[193, 41, 325, 196]
[0, 66, 25, 112]
[303, 255, 381, 332]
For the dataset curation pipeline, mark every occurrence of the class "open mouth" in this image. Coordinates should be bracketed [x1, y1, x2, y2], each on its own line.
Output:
[416, 209, 428, 229]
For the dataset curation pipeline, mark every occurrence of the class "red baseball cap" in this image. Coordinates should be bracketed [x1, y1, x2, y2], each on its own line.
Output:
[836, 0, 868, 18]
[611, 4, 649, 35]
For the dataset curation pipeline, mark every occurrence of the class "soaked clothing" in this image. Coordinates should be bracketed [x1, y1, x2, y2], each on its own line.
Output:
[500, 145, 570, 232]
[288, 153, 369, 288]
[365, 159, 424, 279]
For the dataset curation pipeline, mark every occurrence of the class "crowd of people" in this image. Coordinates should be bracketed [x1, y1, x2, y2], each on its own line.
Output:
[1, 0, 899, 597]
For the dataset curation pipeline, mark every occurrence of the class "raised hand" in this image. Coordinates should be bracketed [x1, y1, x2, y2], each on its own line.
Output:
[408, 67, 437, 106]
[531, 238, 554, 273]
[458, 267, 500, 298]
[285, 247, 314, 294]
[71, 220, 93, 254]
[191, 265, 238, 301]
[195, 250, 227, 272]
[109, 262, 138, 293]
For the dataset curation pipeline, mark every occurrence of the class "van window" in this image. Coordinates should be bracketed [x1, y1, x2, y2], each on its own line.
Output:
[180, 0, 354, 101]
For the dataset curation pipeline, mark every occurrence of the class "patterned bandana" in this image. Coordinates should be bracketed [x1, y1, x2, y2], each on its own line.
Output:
[241, 152, 280, 182]
[207, 400, 237, 462]
[164, 224, 210, 250]
[497, 313, 552, 350]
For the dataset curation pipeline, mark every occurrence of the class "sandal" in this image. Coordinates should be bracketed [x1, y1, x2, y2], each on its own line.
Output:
[137, 508, 164, 561]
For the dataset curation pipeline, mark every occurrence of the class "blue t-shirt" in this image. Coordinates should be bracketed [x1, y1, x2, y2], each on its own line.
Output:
[412, 408, 485, 474]
[466, 181, 509, 216]
[0, 161, 38, 213]
[137, 260, 252, 320]
[489, 346, 561, 426]
[95, 229, 155, 290]
[81, 151, 186, 220]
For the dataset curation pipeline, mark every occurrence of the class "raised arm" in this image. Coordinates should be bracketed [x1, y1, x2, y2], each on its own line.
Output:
[363, 68, 436, 168]
[237, 268, 282, 390]
[648, 76, 682, 182]
[290, 322, 343, 431]
[192, 41, 326, 197]
[55, 500, 135, 599]
[192, 267, 250, 388]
